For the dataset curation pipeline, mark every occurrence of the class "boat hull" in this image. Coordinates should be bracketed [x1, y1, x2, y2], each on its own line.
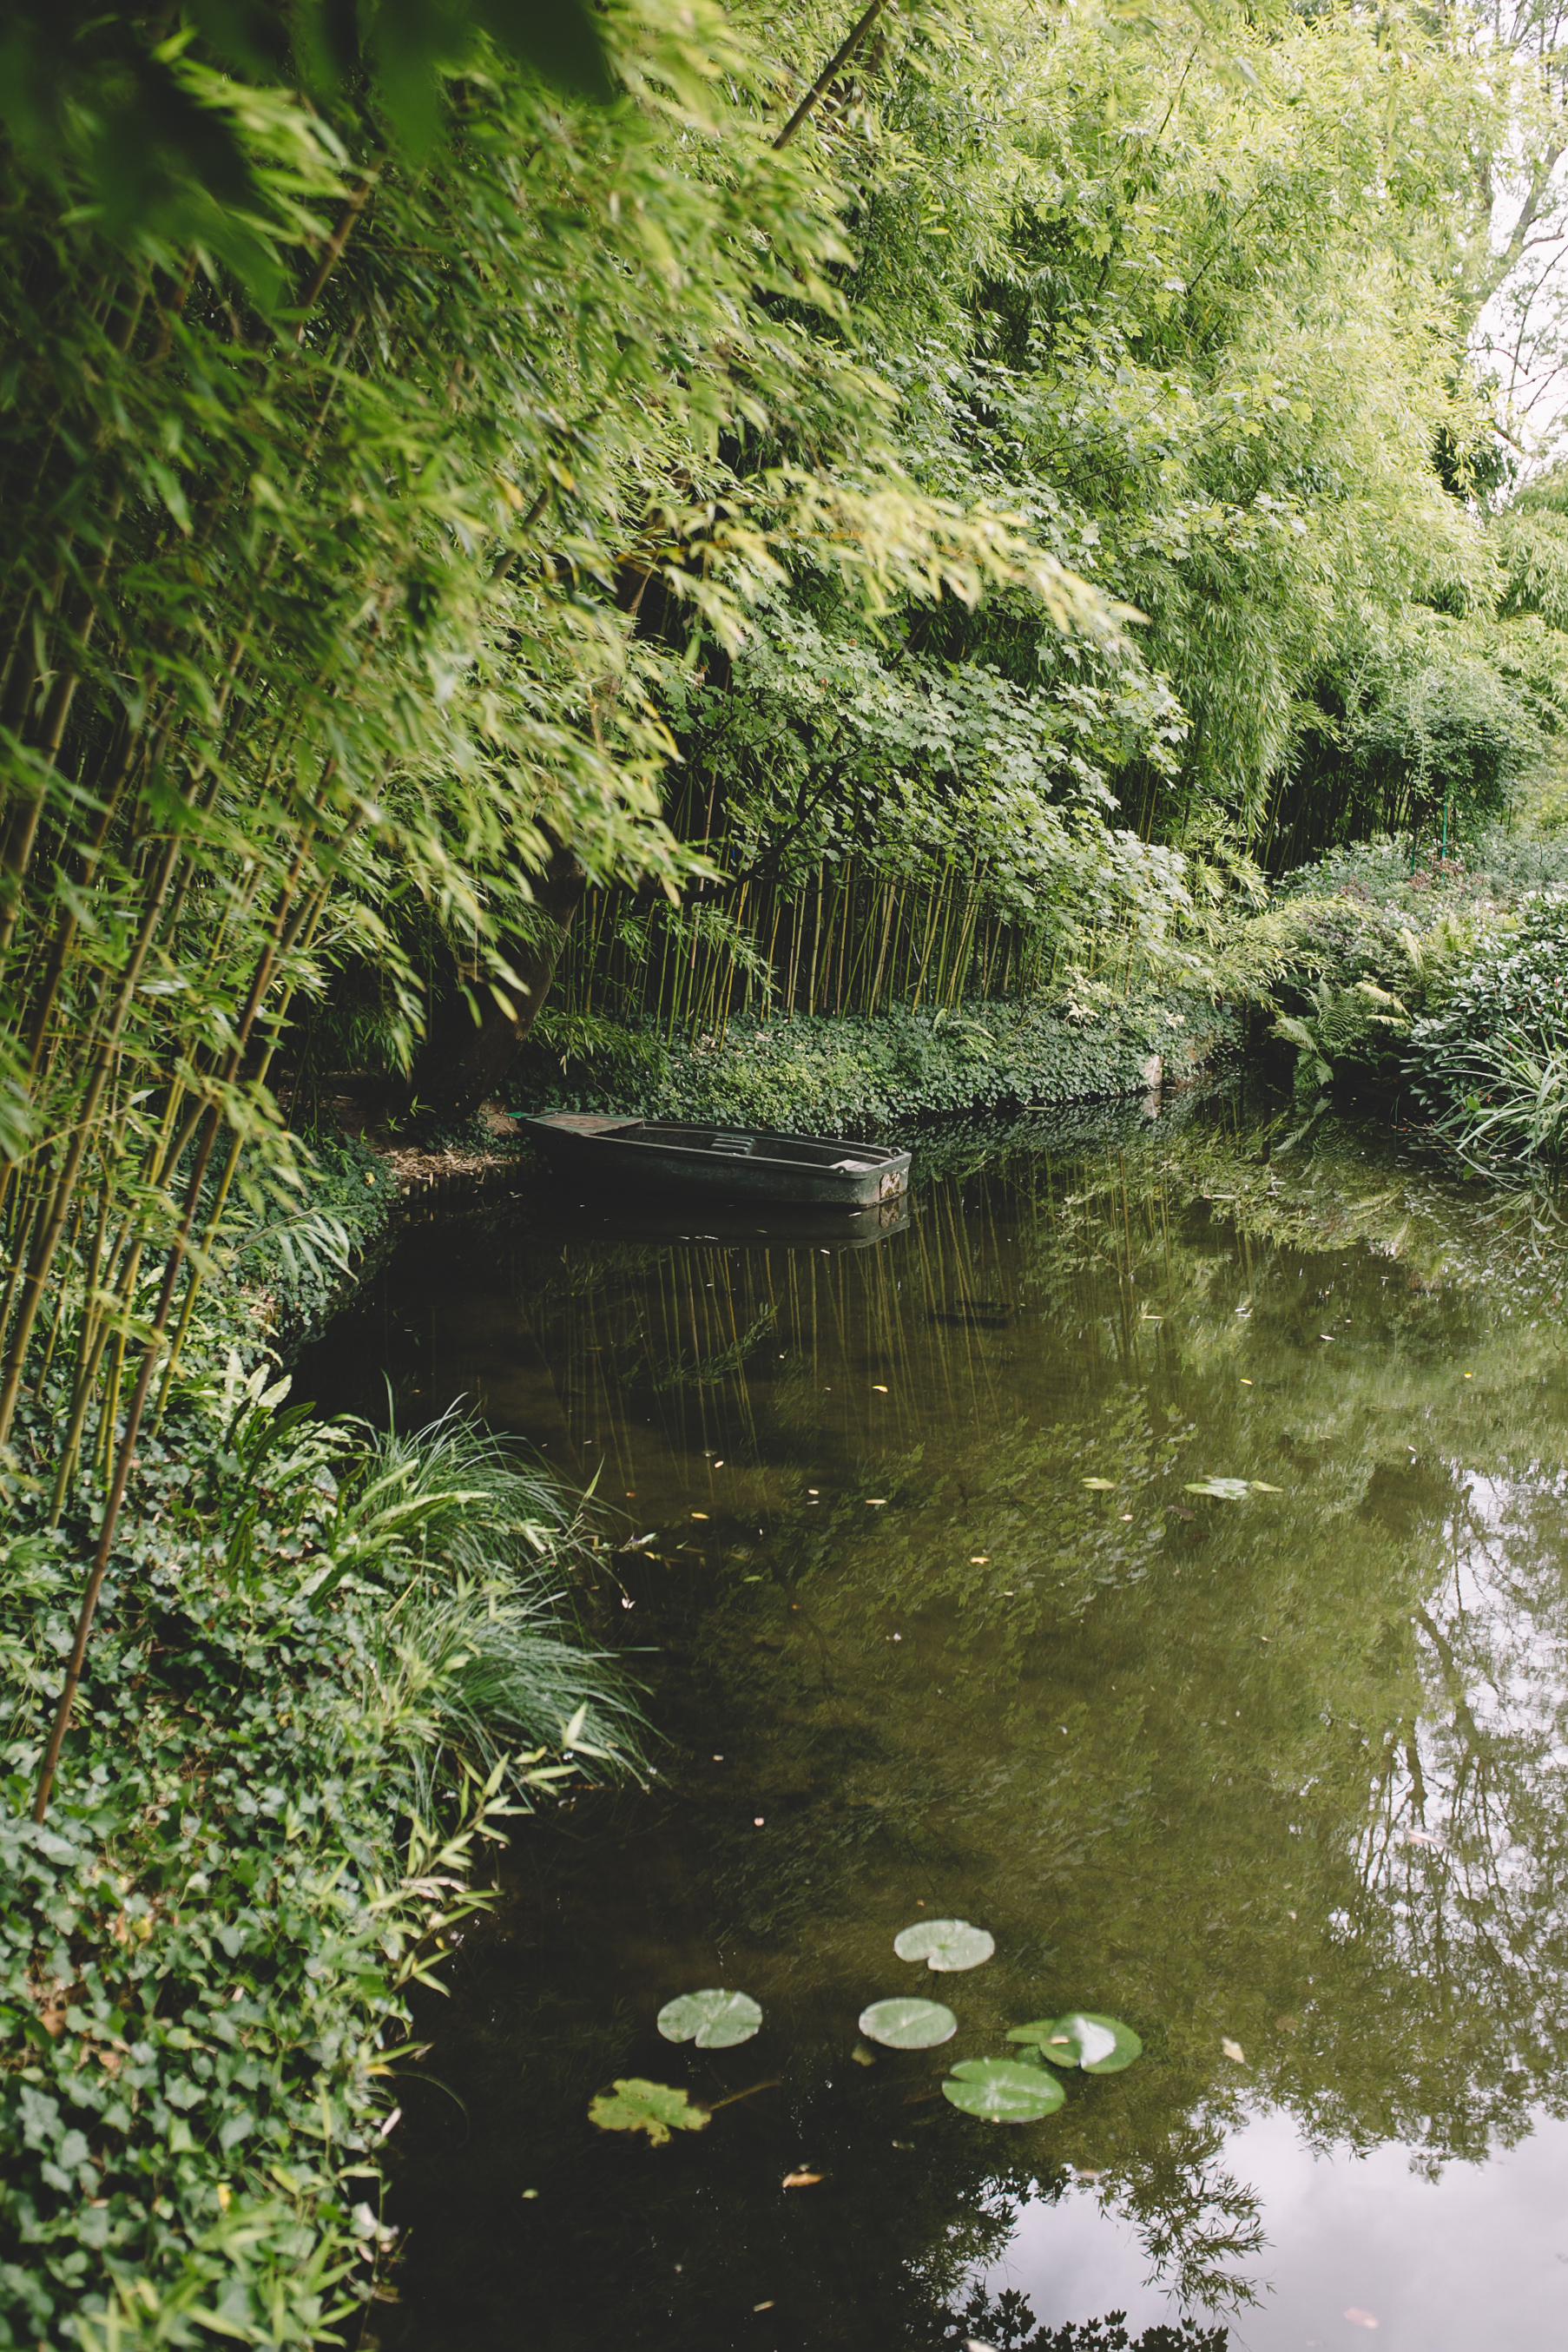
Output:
[522, 1114, 911, 1209]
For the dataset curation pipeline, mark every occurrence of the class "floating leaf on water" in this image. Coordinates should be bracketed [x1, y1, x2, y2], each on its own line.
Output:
[1222, 2037, 1246, 2062]
[859, 1997, 958, 2049]
[1008, 2013, 1143, 2072]
[943, 2058, 1066, 2123]
[1081, 1477, 1117, 1490]
[1183, 1478, 1252, 1500]
[656, 1987, 762, 2048]
[781, 2170, 821, 2188]
[851, 2042, 877, 2066]
[893, 1918, 995, 1973]
[588, 2079, 708, 2145]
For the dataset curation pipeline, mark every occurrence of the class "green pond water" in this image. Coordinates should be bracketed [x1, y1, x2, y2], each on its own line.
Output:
[299, 1099, 1568, 2352]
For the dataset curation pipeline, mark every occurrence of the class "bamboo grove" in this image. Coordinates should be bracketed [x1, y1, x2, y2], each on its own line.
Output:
[0, 6, 1123, 1771]
[10, 0, 1568, 1809]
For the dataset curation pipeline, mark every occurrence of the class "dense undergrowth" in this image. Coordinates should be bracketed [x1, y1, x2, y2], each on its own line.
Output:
[516, 988, 1240, 1136]
[1204, 827, 1568, 1169]
[0, 1337, 638, 2347]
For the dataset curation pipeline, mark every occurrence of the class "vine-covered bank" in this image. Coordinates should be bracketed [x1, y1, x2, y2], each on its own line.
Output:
[0, 1348, 637, 2349]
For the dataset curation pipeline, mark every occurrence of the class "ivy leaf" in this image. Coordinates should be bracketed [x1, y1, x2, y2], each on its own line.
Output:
[588, 2079, 709, 2145]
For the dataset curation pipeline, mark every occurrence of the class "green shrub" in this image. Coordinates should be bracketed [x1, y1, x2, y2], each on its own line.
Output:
[516, 992, 1237, 1136]
[1273, 978, 1411, 1110]
[0, 1365, 637, 2347]
[217, 1133, 393, 1354]
[1405, 896, 1568, 1167]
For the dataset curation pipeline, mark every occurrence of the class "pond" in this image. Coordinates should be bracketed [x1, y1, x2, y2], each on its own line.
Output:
[298, 1096, 1568, 2352]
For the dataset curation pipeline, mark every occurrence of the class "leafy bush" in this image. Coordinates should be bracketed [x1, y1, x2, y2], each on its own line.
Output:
[1275, 827, 1568, 914]
[220, 1133, 393, 1350]
[517, 992, 1237, 1136]
[1274, 979, 1410, 1110]
[1406, 896, 1568, 1166]
[0, 1364, 637, 2348]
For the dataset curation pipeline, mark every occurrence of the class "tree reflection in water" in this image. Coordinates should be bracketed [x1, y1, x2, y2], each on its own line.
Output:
[300, 1104, 1568, 2348]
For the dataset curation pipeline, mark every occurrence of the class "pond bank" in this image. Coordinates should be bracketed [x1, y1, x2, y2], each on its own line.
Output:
[287, 991, 1242, 1354]
[513, 987, 1241, 1138]
[0, 1336, 633, 2347]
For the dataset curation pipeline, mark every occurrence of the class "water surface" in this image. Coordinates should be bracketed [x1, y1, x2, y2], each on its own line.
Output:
[300, 1105, 1568, 2351]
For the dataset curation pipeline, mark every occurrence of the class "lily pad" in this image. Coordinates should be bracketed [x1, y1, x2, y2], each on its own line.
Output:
[588, 2079, 709, 2144]
[943, 2058, 1066, 2123]
[893, 1918, 995, 1973]
[656, 1987, 762, 2048]
[1183, 1478, 1281, 1501]
[858, 1997, 959, 2049]
[1006, 2012, 1143, 2073]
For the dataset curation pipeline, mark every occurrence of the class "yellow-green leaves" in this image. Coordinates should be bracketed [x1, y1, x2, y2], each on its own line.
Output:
[588, 2079, 709, 2145]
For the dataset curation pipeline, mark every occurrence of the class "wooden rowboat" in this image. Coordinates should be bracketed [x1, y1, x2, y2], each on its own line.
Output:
[522, 1113, 912, 1208]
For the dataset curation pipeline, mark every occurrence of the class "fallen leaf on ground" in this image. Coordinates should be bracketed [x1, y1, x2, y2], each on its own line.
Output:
[781, 2171, 821, 2188]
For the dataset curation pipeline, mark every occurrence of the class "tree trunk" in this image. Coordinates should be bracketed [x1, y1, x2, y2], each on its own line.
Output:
[425, 844, 586, 1121]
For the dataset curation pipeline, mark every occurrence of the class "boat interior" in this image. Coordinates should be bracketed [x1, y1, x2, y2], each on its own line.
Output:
[622, 1122, 902, 1169]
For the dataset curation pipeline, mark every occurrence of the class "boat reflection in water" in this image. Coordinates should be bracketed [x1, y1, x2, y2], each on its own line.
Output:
[516, 1183, 912, 1255]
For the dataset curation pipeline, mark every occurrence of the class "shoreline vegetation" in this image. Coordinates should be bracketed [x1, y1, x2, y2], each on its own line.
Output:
[3, 833, 1566, 2343]
[1, 1357, 642, 2351]
[5, 0, 1568, 2337]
